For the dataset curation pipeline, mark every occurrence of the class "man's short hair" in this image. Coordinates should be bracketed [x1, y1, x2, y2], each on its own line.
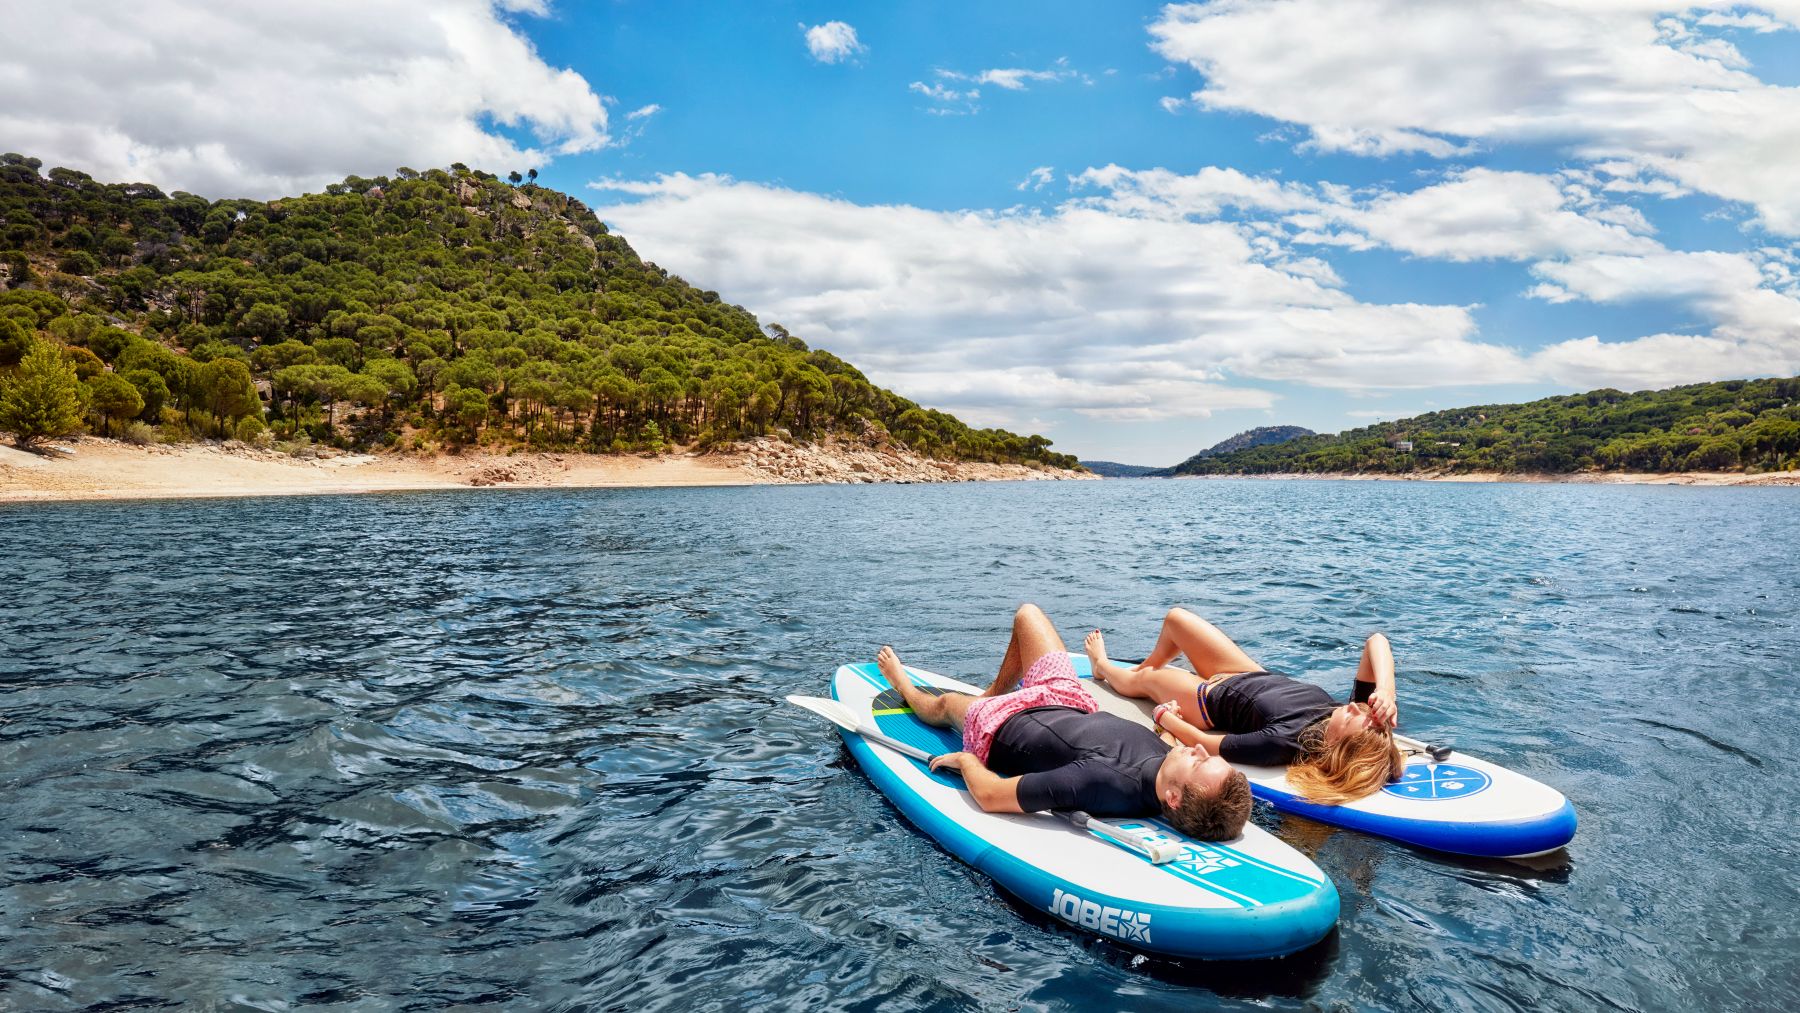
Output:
[1165, 769, 1252, 841]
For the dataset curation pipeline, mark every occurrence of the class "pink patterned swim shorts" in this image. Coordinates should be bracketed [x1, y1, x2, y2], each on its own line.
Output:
[961, 653, 1097, 764]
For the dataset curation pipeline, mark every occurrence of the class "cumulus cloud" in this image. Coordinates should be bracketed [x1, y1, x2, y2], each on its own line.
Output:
[592, 164, 1799, 415]
[801, 21, 865, 64]
[0, 0, 610, 199]
[589, 172, 1540, 424]
[1074, 162, 1800, 388]
[1072, 165, 1660, 263]
[1148, 0, 1800, 233]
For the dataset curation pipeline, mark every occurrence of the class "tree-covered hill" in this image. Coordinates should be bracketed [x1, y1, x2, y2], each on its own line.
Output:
[0, 154, 1076, 467]
[1154, 425, 1313, 475]
[1078, 460, 1159, 478]
[1164, 379, 1800, 476]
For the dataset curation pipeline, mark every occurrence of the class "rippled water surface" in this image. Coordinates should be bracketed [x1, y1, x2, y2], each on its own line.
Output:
[3, 479, 1797, 1011]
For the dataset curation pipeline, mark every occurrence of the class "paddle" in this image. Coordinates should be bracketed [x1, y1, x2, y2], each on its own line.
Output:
[786, 694, 1184, 865]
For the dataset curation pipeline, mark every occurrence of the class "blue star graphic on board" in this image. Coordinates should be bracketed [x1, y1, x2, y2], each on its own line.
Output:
[1117, 911, 1152, 943]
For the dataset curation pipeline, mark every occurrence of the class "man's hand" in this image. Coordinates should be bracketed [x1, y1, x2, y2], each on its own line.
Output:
[1369, 687, 1398, 730]
[929, 752, 977, 776]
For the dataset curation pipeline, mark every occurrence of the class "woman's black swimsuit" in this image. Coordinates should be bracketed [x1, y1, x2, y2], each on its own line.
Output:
[1200, 671, 1375, 766]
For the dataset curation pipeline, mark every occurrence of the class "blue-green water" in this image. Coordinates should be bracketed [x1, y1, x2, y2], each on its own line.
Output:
[2, 479, 1796, 1010]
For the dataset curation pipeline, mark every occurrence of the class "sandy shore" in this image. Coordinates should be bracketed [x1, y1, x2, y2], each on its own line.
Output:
[0, 436, 1091, 504]
[1168, 469, 1800, 487]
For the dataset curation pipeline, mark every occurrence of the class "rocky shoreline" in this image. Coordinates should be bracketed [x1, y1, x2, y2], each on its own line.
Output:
[0, 435, 1093, 503]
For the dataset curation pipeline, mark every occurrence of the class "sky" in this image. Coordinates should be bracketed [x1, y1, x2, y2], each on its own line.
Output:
[6, 1, 1800, 465]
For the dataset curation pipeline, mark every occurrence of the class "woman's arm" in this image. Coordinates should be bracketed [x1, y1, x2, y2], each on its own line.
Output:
[1154, 702, 1228, 753]
[928, 752, 1024, 813]
[1356, 633, 1398, 728]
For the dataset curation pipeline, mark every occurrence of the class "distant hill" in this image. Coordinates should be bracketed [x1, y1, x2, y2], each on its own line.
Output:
[0, 153, 1077, 468]
[1079, 460, 1159, 478]
[1155, 426, 1314, 475]
[1160, 380, 1800, 476]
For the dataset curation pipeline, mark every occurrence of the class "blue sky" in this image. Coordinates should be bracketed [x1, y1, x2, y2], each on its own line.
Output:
[9, 0, 1800, 464]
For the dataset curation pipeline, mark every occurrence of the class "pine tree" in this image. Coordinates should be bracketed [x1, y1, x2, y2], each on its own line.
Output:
[0, 342, 85, 447]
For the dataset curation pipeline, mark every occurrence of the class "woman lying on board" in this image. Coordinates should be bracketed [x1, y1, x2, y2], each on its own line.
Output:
[1086, 608, 1404, 805]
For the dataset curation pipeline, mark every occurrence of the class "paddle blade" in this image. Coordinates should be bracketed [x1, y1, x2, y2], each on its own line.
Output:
[785, 694, 863, 733]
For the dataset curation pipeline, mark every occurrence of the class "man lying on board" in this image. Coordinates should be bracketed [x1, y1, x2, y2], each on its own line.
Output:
[876, 604, 1253, 842]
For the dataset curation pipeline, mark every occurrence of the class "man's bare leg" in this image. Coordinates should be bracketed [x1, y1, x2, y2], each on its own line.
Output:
[983, 603, 1067, 698]
[876, 645, 974, 728]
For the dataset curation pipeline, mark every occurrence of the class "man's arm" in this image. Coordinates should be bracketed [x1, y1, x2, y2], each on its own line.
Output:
[929, 752, 1024, 813]
[1355, 632, 1399, 728]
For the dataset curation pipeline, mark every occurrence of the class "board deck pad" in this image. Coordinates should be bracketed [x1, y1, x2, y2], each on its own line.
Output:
[829, 661, 1340, 960]
[1069, 653, 1576, 858]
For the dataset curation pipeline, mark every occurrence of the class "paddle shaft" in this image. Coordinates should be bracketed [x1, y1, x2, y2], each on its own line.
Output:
[842, 718, 1180, 864]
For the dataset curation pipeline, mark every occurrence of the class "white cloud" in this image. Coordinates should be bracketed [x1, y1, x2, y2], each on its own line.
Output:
[1148, 0, 1800, 234]
[801, 21, 865, 64]
[910, 81, 972, 101]
[626, 104, 662, 121]
[1523, 249, 1800, 386]
[589, 173, 1537, 425]
[593, 165, 1800, 411]
[1073, 161, 1800, 388]
[918, 60, 1083, 112]
[1016, 166, 1055, 192]
[0, 0, 610, 199]
[972, 67, 1069, 91]
[1071, 165, 1660, 263]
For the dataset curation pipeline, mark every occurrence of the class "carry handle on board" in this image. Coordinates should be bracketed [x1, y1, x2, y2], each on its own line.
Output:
[786, 694, 1184, 865]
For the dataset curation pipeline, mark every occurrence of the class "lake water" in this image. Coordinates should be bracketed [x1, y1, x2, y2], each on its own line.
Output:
[2, 479, 1796, 1011]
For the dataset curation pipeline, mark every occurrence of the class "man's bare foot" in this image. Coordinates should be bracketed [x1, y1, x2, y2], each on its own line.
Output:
[1084, 630, 1132, 683]
[876, 645, 912, 695]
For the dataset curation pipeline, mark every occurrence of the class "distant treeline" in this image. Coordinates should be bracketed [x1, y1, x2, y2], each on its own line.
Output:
[1165, 378, 1800, 476]
[0, 153, 1076, 468]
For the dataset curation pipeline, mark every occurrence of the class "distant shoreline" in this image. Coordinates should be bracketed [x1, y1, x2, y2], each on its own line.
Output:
[1152, 469, 1800, 487]
[0, 436, 1094, 504]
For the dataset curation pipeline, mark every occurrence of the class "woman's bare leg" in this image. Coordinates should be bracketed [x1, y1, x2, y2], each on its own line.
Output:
[1141, 608, 1261, 677]
[1084, 629, 1207, 722]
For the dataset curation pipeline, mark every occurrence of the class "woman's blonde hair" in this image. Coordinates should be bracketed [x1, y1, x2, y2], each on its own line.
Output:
[1287, 720, 1405, 806]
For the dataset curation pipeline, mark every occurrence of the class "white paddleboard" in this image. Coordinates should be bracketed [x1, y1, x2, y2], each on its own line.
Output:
[830, 661, 1339, 960]
[1073, 654, 1576, 858]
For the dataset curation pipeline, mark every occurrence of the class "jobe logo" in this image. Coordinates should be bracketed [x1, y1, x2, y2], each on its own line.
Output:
[1047, 889, 1152, 944]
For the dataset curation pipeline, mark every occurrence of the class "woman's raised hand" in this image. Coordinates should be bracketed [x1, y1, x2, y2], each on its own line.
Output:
[1369, 688, 1398, 730]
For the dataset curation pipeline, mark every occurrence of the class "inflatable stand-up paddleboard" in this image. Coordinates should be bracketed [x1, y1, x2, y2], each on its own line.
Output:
[830, 661, 1338, 960]
[1073, 655, 1576, 858]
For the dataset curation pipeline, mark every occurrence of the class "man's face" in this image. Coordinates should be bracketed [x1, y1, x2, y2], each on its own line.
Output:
[1162, 742, 1233, 800]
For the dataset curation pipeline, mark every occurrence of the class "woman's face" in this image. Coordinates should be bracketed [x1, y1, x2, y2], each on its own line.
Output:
[1324, 702, 1379, 745]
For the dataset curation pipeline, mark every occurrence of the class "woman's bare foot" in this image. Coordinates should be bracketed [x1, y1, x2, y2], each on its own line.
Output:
[1084, 630, 1134, 684]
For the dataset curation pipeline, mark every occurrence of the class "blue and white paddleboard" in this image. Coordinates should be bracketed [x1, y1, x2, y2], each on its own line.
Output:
[1073, 655, 1577, 859]
[831, 661, 1339, 960]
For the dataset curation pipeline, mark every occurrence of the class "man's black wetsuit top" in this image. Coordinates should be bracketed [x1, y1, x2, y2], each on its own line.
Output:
[1202, 670, 1374, 766]
[986, 707, 1165, 816]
